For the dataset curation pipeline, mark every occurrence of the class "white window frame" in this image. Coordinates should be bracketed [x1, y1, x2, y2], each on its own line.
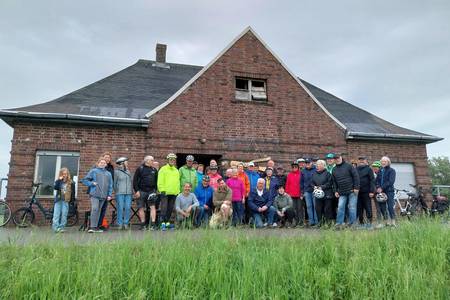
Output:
[34, 151, 80, 198]
[235, 77, 267, 101]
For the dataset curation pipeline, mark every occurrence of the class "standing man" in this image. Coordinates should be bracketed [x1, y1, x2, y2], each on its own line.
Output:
[325, 153, 338, 220]
[356, 156, 376, 227]
[301, 158, 318, 226]
[275, 166, 287, 189]
[179, 155, 198, 191]
[332, 153, 360, 228]
[245, 162, 260, 194]
[157, 153, 181, 229]
[98, 152, 114, 230]
[264, 167, 279, 203]
[133, 155, 158, 230]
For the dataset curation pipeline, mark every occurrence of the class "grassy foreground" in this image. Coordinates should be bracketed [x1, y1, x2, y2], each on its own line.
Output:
[0, 220, 449, 299]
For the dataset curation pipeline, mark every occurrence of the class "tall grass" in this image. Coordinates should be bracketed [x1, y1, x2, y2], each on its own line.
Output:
[0, 219, 448, 299]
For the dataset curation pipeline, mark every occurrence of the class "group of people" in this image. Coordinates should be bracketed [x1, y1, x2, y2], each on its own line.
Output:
[50, 151, 397, 233]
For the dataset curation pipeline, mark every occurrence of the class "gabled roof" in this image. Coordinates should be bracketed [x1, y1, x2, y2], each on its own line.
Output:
[0, 28, 442, 143]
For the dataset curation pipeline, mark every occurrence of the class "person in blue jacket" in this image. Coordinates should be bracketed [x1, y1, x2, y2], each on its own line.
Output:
[245, 162, 260, 193]
[194, 175, 214, 226]
[301, 158, 318, 226]
[248, 178, 277, 228]
[81, 157, 113, 233]
[376, 156, 397, 226]
[263, 167, 279, 203]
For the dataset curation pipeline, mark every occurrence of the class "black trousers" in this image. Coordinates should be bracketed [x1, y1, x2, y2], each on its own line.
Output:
[292, 197, 304, 225]
[331, 196, 339, 220]
[357, 192, 373, 223]
[277, 207, 295, 224]
[159, 194, 176, 223]
[315, 198, 333, 224]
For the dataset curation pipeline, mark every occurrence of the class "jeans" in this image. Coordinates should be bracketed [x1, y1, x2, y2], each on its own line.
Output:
[52, 201, 68, 231]
[336, 192, 357, 225]
[232, 202, 244, 225]
[116, 194, 132, 226]
[304, 192, 318, 225]
[253, 206, 276, 228]
[386, 191, 396, 220]
[195, 206, 211, 226]
[90, 197, 106, 229]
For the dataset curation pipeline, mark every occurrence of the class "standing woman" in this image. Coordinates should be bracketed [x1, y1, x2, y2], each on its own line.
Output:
[82, 157, 113, 233]
[52, 168, 75, 233]
[114, 157, 133, 230]
[376, 156, 396, 226]
[311, 160, 334, 225]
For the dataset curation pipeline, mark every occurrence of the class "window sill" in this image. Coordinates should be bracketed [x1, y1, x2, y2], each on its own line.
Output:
[231, 99, 273, 106]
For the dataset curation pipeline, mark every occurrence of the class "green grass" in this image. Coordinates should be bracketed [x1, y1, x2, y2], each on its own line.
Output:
[0, 220, 449, 299]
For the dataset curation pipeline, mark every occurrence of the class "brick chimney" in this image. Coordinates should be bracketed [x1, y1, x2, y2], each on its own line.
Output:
[155, 43, 167, 63]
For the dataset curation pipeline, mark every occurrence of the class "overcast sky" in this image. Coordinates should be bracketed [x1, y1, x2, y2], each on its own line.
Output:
[0, 0, 449, 182]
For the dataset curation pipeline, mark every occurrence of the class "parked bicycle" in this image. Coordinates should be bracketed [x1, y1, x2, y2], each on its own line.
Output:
[0, 200, 12, 227]
[393, 184, 429, 219]
[12, 183, 79, 227]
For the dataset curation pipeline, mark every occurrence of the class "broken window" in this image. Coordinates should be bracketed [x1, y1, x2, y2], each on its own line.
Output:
[235, 77, 267, 101]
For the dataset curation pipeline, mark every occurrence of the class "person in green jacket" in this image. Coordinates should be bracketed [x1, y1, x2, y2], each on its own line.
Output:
[179, 155, 198, 191]
[157, 153, 181, 227]
[325, 153, 336, 173]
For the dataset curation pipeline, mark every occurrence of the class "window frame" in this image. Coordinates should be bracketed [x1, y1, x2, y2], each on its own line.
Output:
[33, 151, 80, 198]
[234, 77, 268, 102]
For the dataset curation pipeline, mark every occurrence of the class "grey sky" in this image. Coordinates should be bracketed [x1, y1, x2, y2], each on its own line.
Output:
[1, 0, 449, 180]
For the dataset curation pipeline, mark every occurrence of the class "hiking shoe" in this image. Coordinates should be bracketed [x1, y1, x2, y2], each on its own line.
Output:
[59, 229, 66, 233]
[375, 223, 385, 229]
[88, 228, 95, 233]
[272, 223, 278, 228]
[94, 228, 104, 233]
[161, 223, 167, 231]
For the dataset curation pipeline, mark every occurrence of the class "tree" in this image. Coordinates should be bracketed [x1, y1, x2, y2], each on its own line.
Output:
[428, 156, 450, 186]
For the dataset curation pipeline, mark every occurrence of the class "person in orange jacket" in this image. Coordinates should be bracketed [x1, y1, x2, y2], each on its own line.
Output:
[237, 163, 250, 197]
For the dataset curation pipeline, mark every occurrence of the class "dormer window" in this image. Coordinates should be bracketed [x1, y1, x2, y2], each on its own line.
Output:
[235, 77, 267, 101]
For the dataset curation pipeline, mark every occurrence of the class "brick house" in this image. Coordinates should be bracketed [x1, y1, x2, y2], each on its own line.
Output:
[0, 27, 442, 218]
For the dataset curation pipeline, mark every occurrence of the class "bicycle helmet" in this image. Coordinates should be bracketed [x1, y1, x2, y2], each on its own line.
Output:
[313, 188, 325, 199]
[115, 157, 129, 165]
[166, 153, 177, 160]
[147, 192, 158, 202]
[376, 192, 388, 203]
[371, 161, 381, 168]
[186, 155, 195, 161]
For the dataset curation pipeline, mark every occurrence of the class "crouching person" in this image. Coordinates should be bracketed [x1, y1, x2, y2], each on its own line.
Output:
[194, 175, 214, 227]
[82, 157, 113, 233]
[273, 185, 295, 227]
[210, 178, 233, 228]
[248, 178, 277, 228]
[175, 183, 199, 229]
[53, 168, 75, 233]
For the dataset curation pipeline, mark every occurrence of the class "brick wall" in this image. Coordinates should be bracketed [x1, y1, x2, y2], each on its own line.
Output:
[6, 122, 147, 224]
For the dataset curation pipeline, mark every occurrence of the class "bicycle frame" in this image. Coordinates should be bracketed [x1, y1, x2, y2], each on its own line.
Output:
[27, 184, 53, 219]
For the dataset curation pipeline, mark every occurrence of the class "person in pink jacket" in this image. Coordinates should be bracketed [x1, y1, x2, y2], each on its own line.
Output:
[226, 168, 245, 225]
[208, 166, 222, 190]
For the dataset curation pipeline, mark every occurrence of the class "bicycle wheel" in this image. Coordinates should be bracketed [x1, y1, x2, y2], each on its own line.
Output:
[0, 201, 12, 226]
[12, 208, 35, 227]
[66, 211, 79, 227]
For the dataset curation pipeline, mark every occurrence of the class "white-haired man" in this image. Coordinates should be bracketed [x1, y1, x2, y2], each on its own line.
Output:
[133, 155, 158, 230]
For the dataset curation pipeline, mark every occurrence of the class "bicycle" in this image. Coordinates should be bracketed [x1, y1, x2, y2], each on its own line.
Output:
[393, 184, 429, 219]
[0, 200, 12, 226]
[12, 183, 79, 228]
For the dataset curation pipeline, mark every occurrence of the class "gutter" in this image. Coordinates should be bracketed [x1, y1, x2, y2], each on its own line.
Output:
[346, 131, 443, 143]
[0, 110, 149, 128]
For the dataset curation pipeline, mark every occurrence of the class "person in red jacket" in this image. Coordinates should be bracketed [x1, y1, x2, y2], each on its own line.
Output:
[285, 161, 304, 226]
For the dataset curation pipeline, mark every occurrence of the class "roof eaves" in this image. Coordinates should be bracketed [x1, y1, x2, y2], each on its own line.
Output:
[0, 110, 148, 128]
[346, 131, 443, 144]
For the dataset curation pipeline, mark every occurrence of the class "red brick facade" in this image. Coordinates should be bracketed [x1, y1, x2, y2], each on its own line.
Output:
[4, 31, 433, 224]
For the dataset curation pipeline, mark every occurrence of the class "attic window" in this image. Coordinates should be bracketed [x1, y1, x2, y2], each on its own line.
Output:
[235, 77, 267, 101]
